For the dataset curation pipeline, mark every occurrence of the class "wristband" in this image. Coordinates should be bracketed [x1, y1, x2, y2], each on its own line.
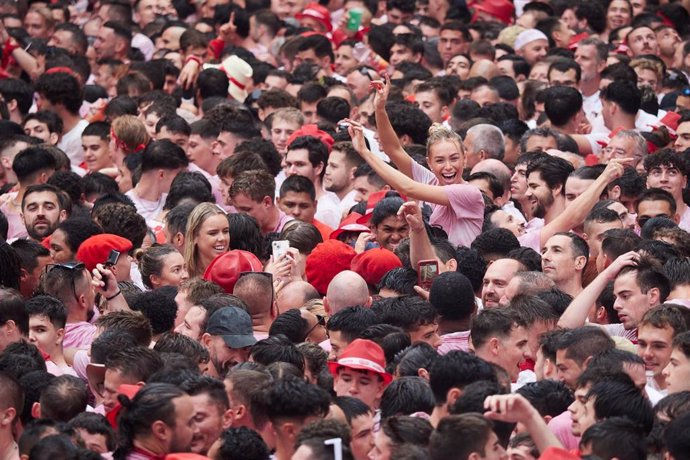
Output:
[185, 55, 202, 65]
[105, 290, 121, 301]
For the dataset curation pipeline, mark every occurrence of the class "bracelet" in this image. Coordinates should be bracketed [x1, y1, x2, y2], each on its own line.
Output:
[105, 290, 121, 301]
[185, 55, 202, 65]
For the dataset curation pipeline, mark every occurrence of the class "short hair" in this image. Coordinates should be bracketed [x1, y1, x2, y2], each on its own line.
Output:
[165, 203, 196, 240]
[279, 174, 316, 201]
[104, 346, 163, 382]
[372, 296, 437, 331]
[555, 327, 615, 365]
[25, 295, 67, 329]
[23, 111, 63, 135]
[470, 308, 523, 350]
[428, 272, 475, 321]
[128, 291, 178, 336]
[215, 426, 271, 460]
[380, 376, 435, 419]
[547, 58, 581, 83]
[517, 380, 573, 418]
[140, 139, 188, 173]
[10, 239, 50, 277]
[13, 147, 57, 183]
[67, 413, 115, 451]
[430, 414, 495, 460]
[471, 228, 520, 259]
[588, 379, 654, 433]
[544, 86, 583, 127]
[581, 417, 646, 460]
[94, 311, 152, 346]
[466, 124, 504, 160]
[35, 72, 83, 115]
[326, 307, 379, 343]
[509, 294, 559, 327]
[287, 135, 329, 179]
[0, 289, 28, 337]
[601, 228, 641, 261]
[38, 375, 88, 422]
[229, 169, 276, 202]
[180, 374, 229, 412]
[664, 411, 690, 459]
[92, 202, 147, 250]
[525, 155, 574, 193]
[0, 79, 33, 117]
[617, 255, 670, 301]
[429, 351, 496, 405]
[639, 302, 690, 335]
[260, 377, 330, 423]
[601, 79, 641, 115]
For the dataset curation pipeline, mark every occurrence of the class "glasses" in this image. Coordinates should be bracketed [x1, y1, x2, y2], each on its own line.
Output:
[45, 262, 86, 305]
[358, 66, 375, 81]
[304, 314, 326, 340]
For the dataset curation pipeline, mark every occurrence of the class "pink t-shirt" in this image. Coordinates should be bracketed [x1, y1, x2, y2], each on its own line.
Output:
[0, 193, 27, 240]
[272, 210, 294, 234]
[63, 321, 97, 350]
[547, 410, 580, 451]
[410, 162, 483, 247]
[518, 228, 542, 252]
[438, 331, 470, 355]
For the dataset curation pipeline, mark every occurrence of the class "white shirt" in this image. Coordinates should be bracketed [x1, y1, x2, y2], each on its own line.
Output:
[58, 119, 89, 167]
[125, 189, 166, 227]
[315, 191, 342, 228]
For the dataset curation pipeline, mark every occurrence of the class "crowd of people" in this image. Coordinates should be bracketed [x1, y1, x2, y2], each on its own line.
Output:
[1, 0, 690, 458]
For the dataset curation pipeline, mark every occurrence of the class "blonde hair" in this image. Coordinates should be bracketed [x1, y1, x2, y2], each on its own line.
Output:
[111, 115, 150, 154]
[270, 107, 305, 127]
[426, 123, 464, 157]
[183, 203, 227, 277]
[630, 58, 664, 83]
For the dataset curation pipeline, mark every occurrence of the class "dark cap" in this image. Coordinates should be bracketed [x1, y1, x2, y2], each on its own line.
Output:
[205, 307, 257, 349]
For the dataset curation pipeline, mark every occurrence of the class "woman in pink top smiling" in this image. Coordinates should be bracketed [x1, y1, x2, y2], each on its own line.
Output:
[346, 81, 484, 247]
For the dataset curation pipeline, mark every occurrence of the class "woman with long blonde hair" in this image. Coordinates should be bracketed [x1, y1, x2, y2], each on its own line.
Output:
[183, 203, 230, 277]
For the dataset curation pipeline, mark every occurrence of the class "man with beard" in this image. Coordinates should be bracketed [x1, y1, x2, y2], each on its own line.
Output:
[21, 184, 68, 242]
[1, 146, 58, 240]
[201, 307, 256, 378]
[113, 383, 197, 459]
[626, 25, 660, 58]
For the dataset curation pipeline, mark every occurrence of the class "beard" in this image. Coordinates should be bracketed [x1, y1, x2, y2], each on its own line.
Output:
[532, 192, 554, 219]
[27, 220, 57, 240]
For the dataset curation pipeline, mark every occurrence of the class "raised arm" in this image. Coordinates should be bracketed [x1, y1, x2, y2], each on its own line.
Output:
[558, 251, 639, 329]
[347, 120, 449, 206]
[538, 158, 630, 248]
[372, 78, 415, 177]
[399, 201, 437, 269]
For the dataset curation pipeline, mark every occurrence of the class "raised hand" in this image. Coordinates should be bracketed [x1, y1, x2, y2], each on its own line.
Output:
[371, 74, 391, 111]
[398, 201, 424, 232]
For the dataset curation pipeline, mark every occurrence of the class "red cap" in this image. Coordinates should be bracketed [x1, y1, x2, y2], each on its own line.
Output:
[105, 384, 141, 428]
[350, 248, 402, 287]
[472, 0, 514, 25]
[305, 240, 356, 295]
[661, 111, 681, 132]
[287, 124, 335, 152]
[296, 3, 333, 32]
[203, 250, 264, 294]
[356, 190, 407, 225]
[76, 234, 133, 271]
[165, 455, 211, 460]
[330, 212, 369, 240]
[328, 339, 393, 384]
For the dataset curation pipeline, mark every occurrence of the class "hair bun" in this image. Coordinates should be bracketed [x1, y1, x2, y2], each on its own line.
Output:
[428, 123, 446, 136]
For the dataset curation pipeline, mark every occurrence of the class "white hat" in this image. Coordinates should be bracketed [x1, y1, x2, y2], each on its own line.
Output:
[514, 29, 549, 50]
[219, 55, 253, 103]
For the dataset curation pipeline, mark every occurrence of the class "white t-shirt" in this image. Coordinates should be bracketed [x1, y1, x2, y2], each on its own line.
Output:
[125, 189, 167, 227]
[58, 119, 89, 167]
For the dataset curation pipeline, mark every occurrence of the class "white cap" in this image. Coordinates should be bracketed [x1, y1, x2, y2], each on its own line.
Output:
[514, 29, 549, 50]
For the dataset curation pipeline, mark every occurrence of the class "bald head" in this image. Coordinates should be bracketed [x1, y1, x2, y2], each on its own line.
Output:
[233, 274, 274, 316]
[472, 159, 511, 187]
[276, 280, 320, 314]
[325, 271, 370, 314]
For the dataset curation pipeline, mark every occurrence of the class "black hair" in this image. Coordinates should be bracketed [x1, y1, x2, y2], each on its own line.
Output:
[327, 307, 379, 342]
[372, 296, 437, 332]
[12, 146, 57, 183]
[380, 376, 435, 419]
[429, 351, 496, 405]
[140, 139, 189, 173]
[67, 413, 116, 452]
[517, 380, 574, 418]
[128, 291, 178, 336]
[471, 228, 520, 260]
[525, 155, 575, 192]
[35, 72, 83, 115]
[544, 86, 583, 127]
[601, 79, 641, 116]
[251, 335, 306, 373]
[428, 271, 475, 321]
[216, 427, 271, 460]
[387, 102, 432, 145]
[581, 417, 646, 460]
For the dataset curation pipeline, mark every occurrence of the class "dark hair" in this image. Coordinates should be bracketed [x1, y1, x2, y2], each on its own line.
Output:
[67, 413, 116, 452]
[525, 155, 574, 193]
[114, 383, 186, 459]
[23, 110, 63, 135]
[105, 346, 164, 382]
[517, 380, 573, 418]
[251, 335, 306, 373]
[471, 228, 520, 260]
[387, 102, 432, 145]
[35, 72, 83, 115]
[581, 417, 646, 460]
[429, 351, 496, 405]
[601, 79, 641, 116]
[0, 79, 33, 117]
[430, 413, 495, 460]
[327, 307, 379, 343]
[428, 271, 475, 321]
[140, 139, 189, 173]
[129, 291, 179, 336]
[260, 376, 330, 423]
[38, 375, 88, 422]
[588, 379, 654, 433]
[544, 86, 583, 127]
[25, 295, 67, 329]
[216, 427, 271, 460]
[153, 332, 209, 365]
[372, 296, 437, 332]
[9, 239, 50, 278]
[470, 308, 521, 350]
[380, 376, 435, 419]
[287, 135, 329, 180]
[13, 147, 57, 183]
[55, 218, 104, 255]
[0, 289, 28, 337]
[555, 327, 615, 365]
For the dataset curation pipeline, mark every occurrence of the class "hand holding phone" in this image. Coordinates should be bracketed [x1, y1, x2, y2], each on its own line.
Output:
[417, 259, 439, 290]
[272, 240, 290, 261]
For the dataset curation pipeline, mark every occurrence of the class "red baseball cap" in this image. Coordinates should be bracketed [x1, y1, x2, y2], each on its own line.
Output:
[328, 339, 393, 384]
[296, 3, 333, 32]
[76, 234, 133, 271]
[287, 124, 335, 152]
[203, 250, 264, 294]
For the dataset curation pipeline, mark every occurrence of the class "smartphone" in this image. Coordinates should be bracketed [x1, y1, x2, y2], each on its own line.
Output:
[417, 259, 439, 290]
[272, 240, 290, 261]
[101, 250, 120, 292]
